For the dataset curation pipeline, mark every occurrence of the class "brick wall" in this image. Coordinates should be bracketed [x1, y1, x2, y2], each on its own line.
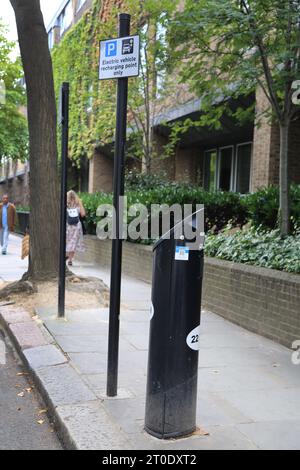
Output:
[175, 147, 199, 183]
[77, 236, 153, 284]
[0, 172, 30, 207]
[88, 149, 114, 193]
[77, 236, 300, 348]
[252, 87, 300, 189]
[147, 132, 176, 179]
[202, 257, 300, 349]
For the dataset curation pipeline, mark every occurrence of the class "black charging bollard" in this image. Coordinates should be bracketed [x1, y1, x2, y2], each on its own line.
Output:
[145, 212, 204, 439]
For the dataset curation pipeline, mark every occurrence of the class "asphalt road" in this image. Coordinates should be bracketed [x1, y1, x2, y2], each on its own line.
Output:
[0, 329, 62, 450]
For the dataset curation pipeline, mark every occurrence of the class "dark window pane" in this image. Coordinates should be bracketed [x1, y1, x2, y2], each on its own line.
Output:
[219, 148, 232, 191]
[236, 144, 251, 193]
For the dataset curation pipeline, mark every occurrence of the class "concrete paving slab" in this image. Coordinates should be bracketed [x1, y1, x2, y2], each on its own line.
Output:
[0, 235, 28, 282]
[57, 335, 108, 354]
[35, 306, 59, 320]
[125, 424, 258, 450]
[220, 388, 300, 422]
[56, 401, 132, 450]
[102, 398, 146, 435]
[57, 335, 135, 353]
[9, 321, 48, 350]
[162, 425, 258, 450]
[24, 345, 68, 370]
[83, 373, 147, 399]
[69, 352, 107, 375]
[121, 320, 150, 336]
[198, 345, 289, 368]
[196, 391, 252, 427]
[0, 309, 32, 325]
[44, 320, 107, 337]
[65, 308, 109, 323]
[237, 421, 300, 450]
[197, 365, 292, 392]
[123, 334, 150, 351]
[199, 331, 270, 349]
[34, 363, 96, 408]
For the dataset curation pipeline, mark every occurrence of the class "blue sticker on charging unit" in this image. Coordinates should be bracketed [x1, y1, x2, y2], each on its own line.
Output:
[175, 246, 190, 261]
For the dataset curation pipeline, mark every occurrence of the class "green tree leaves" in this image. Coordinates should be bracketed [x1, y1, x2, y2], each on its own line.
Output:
[0, 21, 28, 162]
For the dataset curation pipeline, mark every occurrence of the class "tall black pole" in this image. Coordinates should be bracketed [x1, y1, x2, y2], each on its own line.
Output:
[107, 14, 131, 397]
[58, 82, 69, 319]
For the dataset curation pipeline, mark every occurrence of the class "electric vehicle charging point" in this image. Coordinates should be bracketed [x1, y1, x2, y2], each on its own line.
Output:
[145, 210, 205, 439]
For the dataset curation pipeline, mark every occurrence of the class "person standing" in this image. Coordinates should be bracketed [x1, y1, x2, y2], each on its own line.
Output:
[66, 190, 86, 266]
[0, 194, 17, 255]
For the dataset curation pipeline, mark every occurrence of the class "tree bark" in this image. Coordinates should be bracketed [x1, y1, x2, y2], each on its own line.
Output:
[279, 123, 290, 237]
[10, 0, 59, 280]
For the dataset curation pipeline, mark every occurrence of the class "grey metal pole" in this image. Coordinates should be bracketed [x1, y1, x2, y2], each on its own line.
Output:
[106, 14, 131, 397]
[58, 82, 69, 319]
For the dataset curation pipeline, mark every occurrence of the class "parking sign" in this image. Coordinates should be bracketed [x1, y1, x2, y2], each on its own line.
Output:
[105, 40, 117, 57]
[99, 35, 140, 80]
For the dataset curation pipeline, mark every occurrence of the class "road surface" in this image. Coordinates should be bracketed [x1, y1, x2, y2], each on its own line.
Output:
[0, 329, 62, 450]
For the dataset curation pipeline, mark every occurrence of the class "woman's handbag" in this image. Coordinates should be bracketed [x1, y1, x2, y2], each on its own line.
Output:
[21, 234, 30, 260]
[67, 208, 80, 225]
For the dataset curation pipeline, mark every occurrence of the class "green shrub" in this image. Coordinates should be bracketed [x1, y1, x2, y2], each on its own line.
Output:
[80, 187, 249, 238]
[205, 227, 300, 274]
[16, 206, 30, 213]
[125, 169, 168, 191]
[245, 184, 300, 232]
[79, 192, 112, 235]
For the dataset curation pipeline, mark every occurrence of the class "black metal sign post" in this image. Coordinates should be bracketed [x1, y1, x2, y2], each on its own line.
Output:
[58, 82, 70, 319]
[106, 14, 131, 397]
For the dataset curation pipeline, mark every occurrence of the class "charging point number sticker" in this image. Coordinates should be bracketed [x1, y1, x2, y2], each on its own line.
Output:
[175, 246, 190, 261]
[150, 303, 155, 321]
[186, 326, 201, 351]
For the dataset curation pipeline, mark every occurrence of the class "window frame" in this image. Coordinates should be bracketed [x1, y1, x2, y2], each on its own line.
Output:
[203, 142, 253, 193]
[234, 141, 253, 194]
[203, 148, 218, 192]
[218, 145, 234, 192]
[59, 1, 73, 36]
[76, 0, 87, 13]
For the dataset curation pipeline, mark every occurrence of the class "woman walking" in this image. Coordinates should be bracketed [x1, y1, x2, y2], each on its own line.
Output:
[66, 190, 86, 266]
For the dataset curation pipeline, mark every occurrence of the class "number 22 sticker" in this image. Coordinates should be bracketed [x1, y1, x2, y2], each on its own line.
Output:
[186, 326, 201, 351]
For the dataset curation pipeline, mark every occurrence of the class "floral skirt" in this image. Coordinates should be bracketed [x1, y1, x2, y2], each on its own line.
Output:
[66, 222, 85, 253]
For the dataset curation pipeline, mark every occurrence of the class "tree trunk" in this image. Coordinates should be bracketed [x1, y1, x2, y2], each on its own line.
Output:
[10, 0, 59, 280]
[279, 123, 290, 237]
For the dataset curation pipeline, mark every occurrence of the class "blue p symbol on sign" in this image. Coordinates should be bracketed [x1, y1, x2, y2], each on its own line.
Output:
[105, 41, 117, 57]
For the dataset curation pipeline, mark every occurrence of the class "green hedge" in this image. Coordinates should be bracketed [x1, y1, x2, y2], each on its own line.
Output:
[79, 184, 300, 239]
[79, 187, 249, 238]
[205, 227, 300, 274]
[244, 184, 300, 232]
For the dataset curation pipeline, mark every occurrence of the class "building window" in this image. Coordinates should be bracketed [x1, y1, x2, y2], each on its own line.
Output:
[59, 1, 73, 36]
[219, 146, 234, 191]
[203, 143, 252, 193]
[204, 150, 217, 191]
[235, 143, 252, 194]
[48, 28, 54, 50]
[77, 0, 87, 12]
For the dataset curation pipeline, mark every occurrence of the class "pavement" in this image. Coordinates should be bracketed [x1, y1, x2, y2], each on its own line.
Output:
[0, 235, 300, 450]
[0, 234, 28, 283]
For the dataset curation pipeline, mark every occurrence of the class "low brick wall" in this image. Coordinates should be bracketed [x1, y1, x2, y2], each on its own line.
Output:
[78, 236, 300, 348]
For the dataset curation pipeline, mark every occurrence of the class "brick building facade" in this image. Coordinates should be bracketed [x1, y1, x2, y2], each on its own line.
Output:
[1, 0, 299, 205]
